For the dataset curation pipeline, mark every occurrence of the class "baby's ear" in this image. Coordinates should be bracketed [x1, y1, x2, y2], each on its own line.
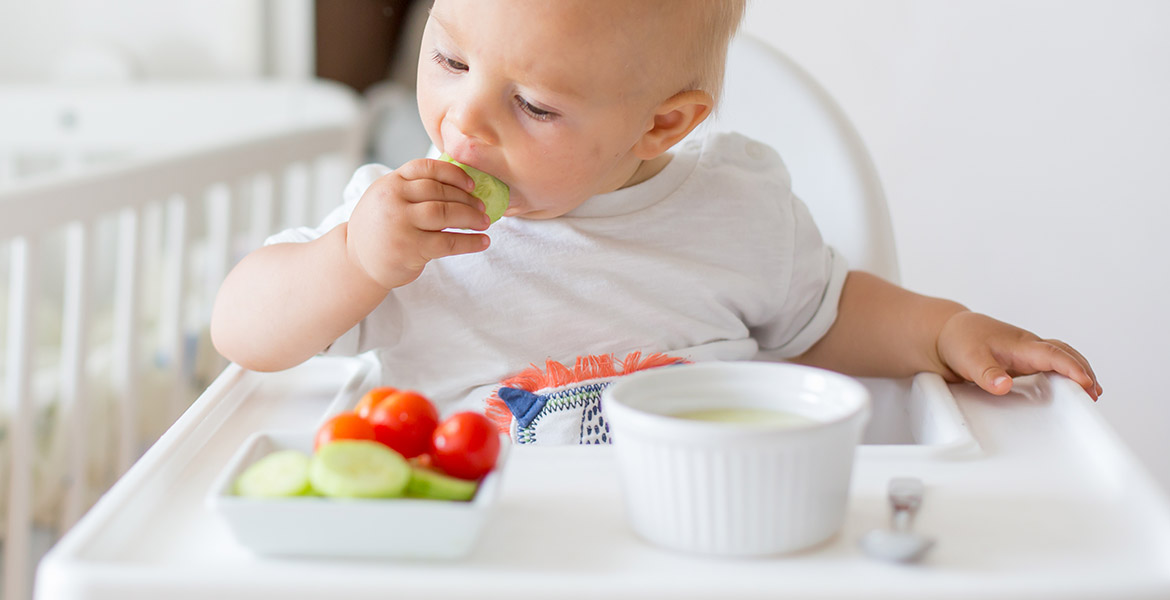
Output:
[634, 90, 714, 159]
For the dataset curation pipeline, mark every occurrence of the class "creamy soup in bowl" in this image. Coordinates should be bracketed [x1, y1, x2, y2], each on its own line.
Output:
[601, 361, 871, 556]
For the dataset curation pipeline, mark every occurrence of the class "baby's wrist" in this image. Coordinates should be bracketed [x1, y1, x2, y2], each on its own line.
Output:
[931, 304, 971, 380]
[334, 223, 396, 294]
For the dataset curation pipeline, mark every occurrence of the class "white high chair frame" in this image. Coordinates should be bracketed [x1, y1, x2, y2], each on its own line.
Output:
[694, 33, 900, 284]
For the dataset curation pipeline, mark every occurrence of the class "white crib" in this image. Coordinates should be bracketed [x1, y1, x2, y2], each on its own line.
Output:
[0, 81, 365, 600]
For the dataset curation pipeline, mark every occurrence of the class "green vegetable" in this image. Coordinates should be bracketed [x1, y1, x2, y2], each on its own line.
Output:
[308, 440, 411, 498]
[235, 449, 313, 498]
[406, 466, 479, 501]
[440, 153, 510, 223]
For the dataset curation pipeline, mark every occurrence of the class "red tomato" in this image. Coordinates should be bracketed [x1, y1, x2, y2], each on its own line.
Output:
[354, 386, 399, 419]
[431, 412, 500, 480]
[315, 412, 376, 452]
[366, 390, 439, 459]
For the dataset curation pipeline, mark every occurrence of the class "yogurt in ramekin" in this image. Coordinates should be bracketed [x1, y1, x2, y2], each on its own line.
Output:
[602, 361, 871, 556]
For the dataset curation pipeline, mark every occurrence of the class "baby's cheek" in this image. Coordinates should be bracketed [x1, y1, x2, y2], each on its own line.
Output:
[509, 141, 603, 210]
[530, 166, 588, 198]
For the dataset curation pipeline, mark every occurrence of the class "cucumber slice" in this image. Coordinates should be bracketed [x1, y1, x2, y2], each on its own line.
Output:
[406, 466, 479, 501]
[309, 440, 411, 498]
[235, 449, 312, 498]
[440, 153, 510, 223]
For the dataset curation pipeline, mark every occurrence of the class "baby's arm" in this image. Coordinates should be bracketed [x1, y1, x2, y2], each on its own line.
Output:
[210, 159, 489, 371]
[792, 271, 1102, 400]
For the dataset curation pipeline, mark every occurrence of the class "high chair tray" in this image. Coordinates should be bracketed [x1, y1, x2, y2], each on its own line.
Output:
[37, 356, 1170, 600]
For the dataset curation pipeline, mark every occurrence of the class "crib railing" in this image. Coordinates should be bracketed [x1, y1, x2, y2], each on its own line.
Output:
[0, 89, 364, 600]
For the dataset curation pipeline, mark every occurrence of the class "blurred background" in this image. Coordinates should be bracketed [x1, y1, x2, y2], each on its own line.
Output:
[0, 0, 1167, 596]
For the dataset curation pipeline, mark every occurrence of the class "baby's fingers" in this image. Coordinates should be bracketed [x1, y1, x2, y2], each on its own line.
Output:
[417, 230, 490, 261]
[409, 198, 490, 232]
[955, 345, 1015, 396]
[1043, 339, 1102, 400]
[1001, 340, 1100, 401]
[396, 158, 476, 194]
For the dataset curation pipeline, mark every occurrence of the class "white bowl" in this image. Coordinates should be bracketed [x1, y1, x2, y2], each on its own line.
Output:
[602, 361, 871, 556]
[207, 430, 508, 559]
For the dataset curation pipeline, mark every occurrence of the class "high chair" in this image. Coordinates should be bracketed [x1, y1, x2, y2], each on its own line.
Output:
[32, 32, 1170, 600]
[691, 33, 901, 284]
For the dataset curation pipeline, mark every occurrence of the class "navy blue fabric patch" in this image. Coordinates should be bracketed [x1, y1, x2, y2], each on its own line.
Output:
[498, 387, 548, 429]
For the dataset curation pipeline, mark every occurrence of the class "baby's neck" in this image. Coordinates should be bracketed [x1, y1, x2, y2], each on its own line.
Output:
[621, 154, 673, 189]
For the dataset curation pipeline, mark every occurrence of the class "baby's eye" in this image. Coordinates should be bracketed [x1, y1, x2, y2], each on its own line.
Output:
[431, 50, 468, 73]
[514, 96, 558, 122]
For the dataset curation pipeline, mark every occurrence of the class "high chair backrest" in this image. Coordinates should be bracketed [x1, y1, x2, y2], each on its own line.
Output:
[690, 34, 900, 283]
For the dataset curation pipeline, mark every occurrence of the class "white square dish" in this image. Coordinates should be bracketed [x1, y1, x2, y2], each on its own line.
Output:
[206, 430, 509, 559]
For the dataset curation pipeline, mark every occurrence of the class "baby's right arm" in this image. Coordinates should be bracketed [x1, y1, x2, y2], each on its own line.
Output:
[210, 159, 490, 372]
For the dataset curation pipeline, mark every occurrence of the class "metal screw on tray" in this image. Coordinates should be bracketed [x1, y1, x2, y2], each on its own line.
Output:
[859, 477, 936, 563]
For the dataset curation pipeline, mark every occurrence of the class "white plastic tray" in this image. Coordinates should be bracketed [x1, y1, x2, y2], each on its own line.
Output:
[36, 357, 1170, 599]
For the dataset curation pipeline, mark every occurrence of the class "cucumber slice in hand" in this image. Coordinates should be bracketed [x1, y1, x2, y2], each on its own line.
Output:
[406, 466, 479, 501]
[235, 449, 313, 498]
[440, 153, 510, 223]
[309, 440, 411, 498]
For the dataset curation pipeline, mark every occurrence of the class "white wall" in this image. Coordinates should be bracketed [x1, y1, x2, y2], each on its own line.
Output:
[744, 0, 1170, 493]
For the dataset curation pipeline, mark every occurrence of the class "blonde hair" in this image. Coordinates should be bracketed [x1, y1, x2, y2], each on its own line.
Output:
[685, 0, 747, 103]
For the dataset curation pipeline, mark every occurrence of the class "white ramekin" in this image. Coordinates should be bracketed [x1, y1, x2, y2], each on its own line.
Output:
[602, 361, 871, 556]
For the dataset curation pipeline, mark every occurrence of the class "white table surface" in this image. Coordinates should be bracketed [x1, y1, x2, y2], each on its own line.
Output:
[35, 357, 1170, 600]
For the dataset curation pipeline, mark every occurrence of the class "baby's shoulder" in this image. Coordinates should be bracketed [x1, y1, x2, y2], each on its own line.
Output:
[670, 131, 794, 210]
[692, 131, 789, 183]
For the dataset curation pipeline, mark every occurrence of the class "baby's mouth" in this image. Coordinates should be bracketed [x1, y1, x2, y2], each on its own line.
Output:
[439, 153, 511, 223]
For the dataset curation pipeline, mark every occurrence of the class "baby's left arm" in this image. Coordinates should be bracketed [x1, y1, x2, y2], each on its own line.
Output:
[793, 271, 1101, 400]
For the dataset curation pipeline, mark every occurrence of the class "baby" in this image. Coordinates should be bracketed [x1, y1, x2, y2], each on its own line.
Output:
[211, 0, 1100, 438]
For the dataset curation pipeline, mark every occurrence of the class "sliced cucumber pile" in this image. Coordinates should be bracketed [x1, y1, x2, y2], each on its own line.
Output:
[234, 449, 313, 498]
[234, 441, 487, 502]
[309, 440, 412, 498]
[406, 466, 479, 501]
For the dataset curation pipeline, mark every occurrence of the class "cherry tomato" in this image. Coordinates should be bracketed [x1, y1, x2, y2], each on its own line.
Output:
[367, 390, 439, 459]
[354, 386, 399, 419]
[431, 412, 500, 480]
[315, 412, 376, 452]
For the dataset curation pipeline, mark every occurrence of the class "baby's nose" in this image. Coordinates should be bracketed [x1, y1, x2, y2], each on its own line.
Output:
[447, 97, 500, 147]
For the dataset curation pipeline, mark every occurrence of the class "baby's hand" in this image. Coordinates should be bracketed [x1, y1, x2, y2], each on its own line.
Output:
[936, 311, 1102, 400]
[346, 159, 490, 290]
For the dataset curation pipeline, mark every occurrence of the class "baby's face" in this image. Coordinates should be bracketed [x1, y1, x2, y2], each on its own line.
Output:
[417, 0, 674, 219]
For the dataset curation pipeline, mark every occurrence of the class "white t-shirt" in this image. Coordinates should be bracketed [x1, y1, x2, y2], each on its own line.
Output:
[268, 132, 847, 414]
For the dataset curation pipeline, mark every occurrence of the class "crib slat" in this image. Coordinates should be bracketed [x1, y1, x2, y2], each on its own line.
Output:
[59, 221, 92, 530]
[141, 202, 164, 316]
[206, 184, 234, 376]
[112, 207, 142, 474]
[281, 163, 311, 231]
[159, 193, 192, 422]
[269, 168, 288, 236]
[4, 236, 39, 600]
[247, 173, 273, 250]
[206, 185, 233, 305]
[313, 153, 345, 223]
